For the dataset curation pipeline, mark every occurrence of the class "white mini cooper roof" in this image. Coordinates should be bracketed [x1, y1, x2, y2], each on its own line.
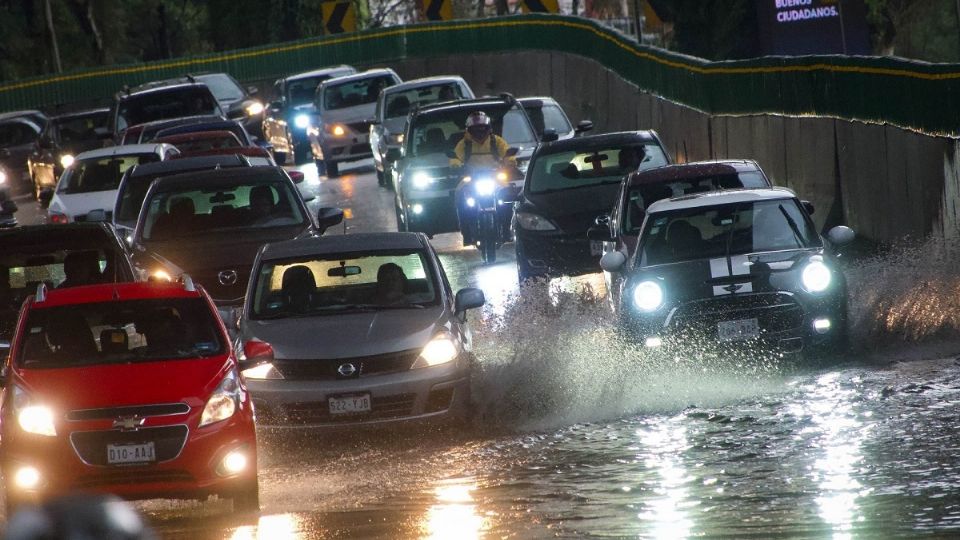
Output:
[647, 187, 799, 213]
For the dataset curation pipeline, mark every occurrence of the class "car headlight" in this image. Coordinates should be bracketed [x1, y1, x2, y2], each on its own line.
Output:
[294, 114, 311, 129]
[245, 101, 265, 116]
[412, 333, 460, 369]
[241, 362, 284, 380]
[329, 124, 346, 137]
[199, 370, 240, 427]
[515, 211, 556, 231]
[632, 280, 664, 312]
[391, 133, 404, 144]
[59, 154, 75, 168]
[412, 171, 432, 189]
[474, 178, 496, 196]
[149, 269, 173, 282]
[802, 259, 832, 293]
[13, 387, 56, 437]
[0, 170, 6, 184]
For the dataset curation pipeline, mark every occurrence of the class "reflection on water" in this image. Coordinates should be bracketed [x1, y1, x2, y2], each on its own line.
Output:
[229, 513, 302, 540]
[422, 479, 490, 540]
[637, 417, 695, 539]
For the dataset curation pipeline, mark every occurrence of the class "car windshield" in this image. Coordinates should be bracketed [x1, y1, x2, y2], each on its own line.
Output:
[407, 105, 537, 158]
[117, 88, 220, 131]
[322, 75, 396, 110]
[195, 74, 245, 102]
[162, 133, 241, 153]
[141, 180, 307, 240]
[524, 103, 572, 138]
[638, 199, 821, 266]
[59, 154, 158, 194]
[528, 143, 669, 194]
[54, 113, 108, 145]
[16, 297, 224, 368]
[382, 83, 464, 119]
[0, 121, 39, 148]
[251, 250, 438, 319]
[624, 170, 770, 234]
[286, 76, 332, 106]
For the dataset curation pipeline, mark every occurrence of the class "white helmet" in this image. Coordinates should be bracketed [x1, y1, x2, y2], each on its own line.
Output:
[466, 111, 491, 128]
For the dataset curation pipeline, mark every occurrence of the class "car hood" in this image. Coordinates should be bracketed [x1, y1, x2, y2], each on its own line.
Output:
[522, 182, 622, 234]
[318, 103, 376, 124]
[50, 190, 118, 219]
[244, 306, 446, 359]
[15, 355, 230, 412]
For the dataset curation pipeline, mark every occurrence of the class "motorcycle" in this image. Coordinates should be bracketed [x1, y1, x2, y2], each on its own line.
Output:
[452, 152, 521, 264]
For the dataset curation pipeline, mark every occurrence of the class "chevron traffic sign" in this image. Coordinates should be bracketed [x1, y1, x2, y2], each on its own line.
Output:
[322, 1, 357, 34]
[520, 0, 559, 13]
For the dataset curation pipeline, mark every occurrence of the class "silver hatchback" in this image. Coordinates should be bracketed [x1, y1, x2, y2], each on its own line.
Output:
[237, 232, 485, 429]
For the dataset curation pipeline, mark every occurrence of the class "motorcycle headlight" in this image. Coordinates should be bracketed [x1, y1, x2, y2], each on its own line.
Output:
[13, 387, 56, 437]
[474, 178, 496, 196]
[802, 259, 832, 293]
[515, 211, 556, 231]
[59, 154, 75, 168]
[294, 114, 311, 129]
[412, 171, 432, 189]
[632, 280, 664, 312]
[244, 101, 265, 116]
[412, 333, 460, 368]
[241, 362, 284, 380]
[199, 370, 240, 427]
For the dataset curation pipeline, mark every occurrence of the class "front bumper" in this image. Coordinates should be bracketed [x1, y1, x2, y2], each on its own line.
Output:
[247, 360, 470, 429]
[516, 231, 601, 278]
[310, 132, 372, 164]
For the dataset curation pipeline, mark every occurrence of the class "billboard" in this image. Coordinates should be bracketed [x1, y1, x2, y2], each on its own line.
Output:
[756, 0, 871, 55]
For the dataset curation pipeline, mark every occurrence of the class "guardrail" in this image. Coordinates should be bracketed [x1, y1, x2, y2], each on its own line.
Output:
[2, 14, 959, 136]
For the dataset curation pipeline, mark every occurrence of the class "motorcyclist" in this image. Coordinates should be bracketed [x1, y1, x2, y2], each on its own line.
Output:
[450, 111, 516, 246]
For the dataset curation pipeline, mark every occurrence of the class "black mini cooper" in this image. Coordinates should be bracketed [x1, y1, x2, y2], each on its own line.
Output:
[599, 188, 855, 356]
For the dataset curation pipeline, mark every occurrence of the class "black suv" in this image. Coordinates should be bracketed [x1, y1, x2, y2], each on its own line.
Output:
[108, 82, 223, 141]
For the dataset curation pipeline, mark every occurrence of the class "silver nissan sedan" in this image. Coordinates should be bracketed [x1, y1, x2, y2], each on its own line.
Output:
[237, 232, 485, 428]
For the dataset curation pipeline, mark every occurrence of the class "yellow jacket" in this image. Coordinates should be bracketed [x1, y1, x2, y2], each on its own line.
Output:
[449, 132, 516, 169]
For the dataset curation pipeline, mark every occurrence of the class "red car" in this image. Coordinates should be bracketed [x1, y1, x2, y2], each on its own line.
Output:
[0, 280, 262, 514]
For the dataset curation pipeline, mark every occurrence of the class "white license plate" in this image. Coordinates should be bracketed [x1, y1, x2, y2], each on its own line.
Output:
[107, 442, 156, 464]
[717, 318, 760, 341]
[329, 394, 371, 415]
[590, 241, 604, 256]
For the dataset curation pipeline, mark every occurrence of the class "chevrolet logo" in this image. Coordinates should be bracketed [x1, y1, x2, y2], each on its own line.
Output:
[112, 416, 146, 431]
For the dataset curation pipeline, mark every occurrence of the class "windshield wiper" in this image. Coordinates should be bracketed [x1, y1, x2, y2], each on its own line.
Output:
[778, 205, 806, 248]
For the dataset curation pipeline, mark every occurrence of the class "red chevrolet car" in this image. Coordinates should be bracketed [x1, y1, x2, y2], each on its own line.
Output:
[0, 280, 260, 514]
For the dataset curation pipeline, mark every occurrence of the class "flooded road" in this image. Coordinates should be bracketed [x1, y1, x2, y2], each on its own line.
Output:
[10, 161, 960, 538]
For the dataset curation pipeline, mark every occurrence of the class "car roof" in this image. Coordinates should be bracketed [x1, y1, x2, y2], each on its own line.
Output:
[628, 160, 763, 187]
[121, 82, 211, 99]
[150, 166, 286, 190]
[536, 131, 660, 154]
[414, 96, 515, 117]
[76, 143, 172, 160]
[30, 282, 203, 309]
[127, 154, 253, 177]
[320, 68, 397, 87]
[156, 130, 238, 143]
[52, 108, 110, 121]
[0, 109, 47, 122]
[647, 187, 798, 213]
[517, 96, 559, 107]
[261, 232, 428, 260]
[382, 76, 465, 95]
[0, 222, 118, 246]
[285, 65, 356, 82]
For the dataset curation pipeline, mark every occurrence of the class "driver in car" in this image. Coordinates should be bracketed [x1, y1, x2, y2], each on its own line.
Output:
[375, 263, 408, 305]
[247, 185, 277, 224]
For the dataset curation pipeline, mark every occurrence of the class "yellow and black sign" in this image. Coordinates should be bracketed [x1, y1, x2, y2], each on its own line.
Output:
[421, 0, 453, 21]
[520, 0, 559, 13]
[322, 1, 357, 34]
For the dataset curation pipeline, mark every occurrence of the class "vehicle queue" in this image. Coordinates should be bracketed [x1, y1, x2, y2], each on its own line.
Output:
[0, 60, 856, 515]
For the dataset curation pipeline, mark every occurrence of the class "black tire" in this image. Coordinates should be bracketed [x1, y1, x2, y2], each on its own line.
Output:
[480, 239, 497, 264]
[293, 145, 310, 165]
[376, 168, 386, 186]
[231, 477, 260, 515]
[479, 213, 497, 264]
[325, 161, 340, 178]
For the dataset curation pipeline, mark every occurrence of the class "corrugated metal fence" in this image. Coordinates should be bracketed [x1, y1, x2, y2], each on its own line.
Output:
[3, 14, 960, 136]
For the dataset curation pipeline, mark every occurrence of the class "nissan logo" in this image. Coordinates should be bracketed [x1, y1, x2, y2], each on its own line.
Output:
[218, 270, 238, 286]
[337, 363, 357, 377]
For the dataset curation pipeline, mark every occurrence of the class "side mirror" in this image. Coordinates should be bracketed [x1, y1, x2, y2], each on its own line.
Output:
[827, 225, 856, 246]
[317, 207, 345, 234]
[247, 86, 259, 96]
[498, 185, 521, 203]
[802, 200, 815, 216]
[575, 120, 594, 135]
[386, 147, 402, 163]
[85, 209, 107, 222]
[587, 225, 614, 242]
[541, 128, 559, 143]
[93, 127, 111, 140]
[241, 340, 274, 370]
[505, 147, 519, 158]
[600, 250, 627, 273]
[455, 287, 485, 314]
[289, 170, 305, 184]
[39, 188, 54, 208]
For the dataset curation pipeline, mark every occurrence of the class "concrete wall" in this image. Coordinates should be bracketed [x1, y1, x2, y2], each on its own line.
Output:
[349, 50, 956, 242]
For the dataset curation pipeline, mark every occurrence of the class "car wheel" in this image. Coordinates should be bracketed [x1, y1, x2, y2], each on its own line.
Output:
[231, 477, 260, 515]
[325, 161, 340, 178]
[376, 169, 386, 187]
[314, 158, 326, 176]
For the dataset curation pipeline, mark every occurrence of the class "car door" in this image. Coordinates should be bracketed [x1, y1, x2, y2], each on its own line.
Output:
[262, 80, 288, 150]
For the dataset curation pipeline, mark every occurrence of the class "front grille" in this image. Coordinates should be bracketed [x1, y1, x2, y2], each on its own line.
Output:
[282, 393, 417, 424]
[72, 470, 195, 490]
[191, 265, 252, 302]
[668, 293, 804, 337]
[274, 349, 420, 380]
[70, 425, 189, 466]
[66, 403, 190, 422]
[347, 121, 372, 134]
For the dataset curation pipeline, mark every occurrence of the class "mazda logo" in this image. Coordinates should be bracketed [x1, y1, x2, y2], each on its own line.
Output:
[218, 270, 238, 286]
[337, 363, 357, 377]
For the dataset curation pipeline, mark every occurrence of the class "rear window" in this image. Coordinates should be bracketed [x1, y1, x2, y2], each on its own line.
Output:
[322, 75, 397, 111]
[118, 88, 220, 131]
[54, 114, 108, 145]
[382, 83, 464, 119]
[528, 143, 668, 194]
[59, 154, 159, 194]
[524, 103, 572, 139]
[17, 297, 224, 368]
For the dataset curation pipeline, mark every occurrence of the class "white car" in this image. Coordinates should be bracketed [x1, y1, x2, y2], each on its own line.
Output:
[45, 143, 178, 224]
